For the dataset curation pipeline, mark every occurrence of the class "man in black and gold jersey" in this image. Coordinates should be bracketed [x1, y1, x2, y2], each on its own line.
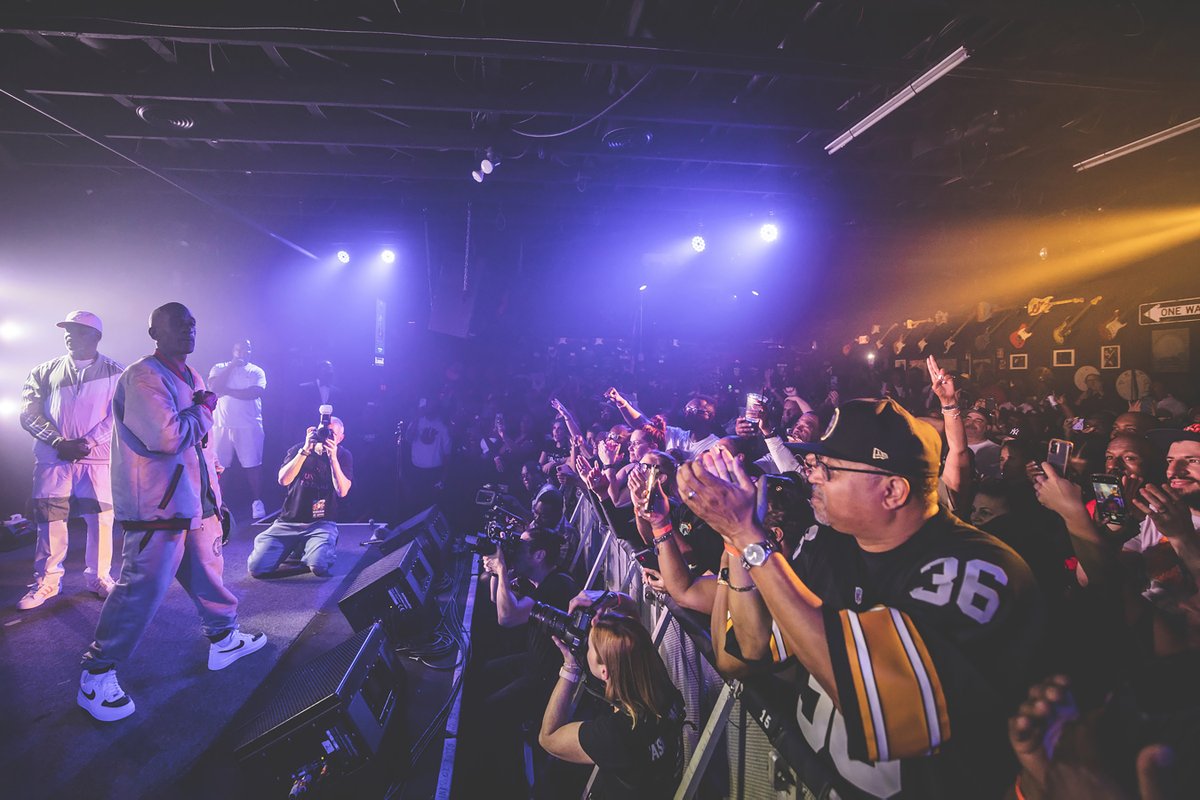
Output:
[680, 398, 1046, 800]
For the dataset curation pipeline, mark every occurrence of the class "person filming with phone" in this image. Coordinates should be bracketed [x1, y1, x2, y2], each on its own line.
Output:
[246, 408, 352, 578]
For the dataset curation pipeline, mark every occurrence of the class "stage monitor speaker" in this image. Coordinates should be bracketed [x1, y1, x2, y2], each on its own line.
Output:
[234, 622, 402, 790]
[338, 540, 435, 633]
[377, 504, 451, 560]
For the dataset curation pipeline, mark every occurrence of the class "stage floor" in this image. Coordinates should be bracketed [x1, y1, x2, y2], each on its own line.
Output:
[0, 518, 449, 799]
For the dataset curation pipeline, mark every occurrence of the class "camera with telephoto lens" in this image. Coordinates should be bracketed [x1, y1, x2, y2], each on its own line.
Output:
[529, 601, 599, 656]
[313, 404, 335, 443]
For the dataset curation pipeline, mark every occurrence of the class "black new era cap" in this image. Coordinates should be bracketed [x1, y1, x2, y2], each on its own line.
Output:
[787, 398, 942, 478]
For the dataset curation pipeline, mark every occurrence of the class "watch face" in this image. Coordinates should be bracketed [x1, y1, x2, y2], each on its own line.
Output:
[744, 542, 768, 566]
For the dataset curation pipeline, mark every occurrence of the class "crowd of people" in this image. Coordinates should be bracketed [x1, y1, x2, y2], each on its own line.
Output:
[15, 301, 1200, 798]
[445, 343, 1200, 799]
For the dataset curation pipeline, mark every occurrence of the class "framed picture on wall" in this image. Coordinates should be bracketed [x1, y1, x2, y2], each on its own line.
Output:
[894, 359, 907, 369]
[1010, 353, 1028, 370]
[1052, 349, 1075, 368]
[1101, 345, 1121, 370]
[1151, 329, 1189, 373]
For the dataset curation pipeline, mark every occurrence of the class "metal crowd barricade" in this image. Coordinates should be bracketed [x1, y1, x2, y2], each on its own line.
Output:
[568, 489, 838, 800]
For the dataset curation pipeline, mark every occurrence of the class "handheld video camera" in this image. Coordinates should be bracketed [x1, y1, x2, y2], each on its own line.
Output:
[313, 404, 335, 443]
[530, 601, 599, 656]
[472, 526, 523, 560]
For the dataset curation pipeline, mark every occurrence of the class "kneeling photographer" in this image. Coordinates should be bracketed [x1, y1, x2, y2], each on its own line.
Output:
[539, 611, 686, 800]
[247, 409, 352, 578]
[474, 523, 580, 794]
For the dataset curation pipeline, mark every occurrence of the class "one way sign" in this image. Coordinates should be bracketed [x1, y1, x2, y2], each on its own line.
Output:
[1140, 297, 1200, 325]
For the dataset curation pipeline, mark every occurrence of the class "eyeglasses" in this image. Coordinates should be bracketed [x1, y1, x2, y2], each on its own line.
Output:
[605, 434, 623, 443]
[799, 455, 902, 482]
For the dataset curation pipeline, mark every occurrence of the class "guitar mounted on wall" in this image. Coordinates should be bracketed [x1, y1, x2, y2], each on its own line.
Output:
[894, 311, 947, 355]
[973, 304, 1018, 352]
[941, 309, 977, 354]
[1009, 295, 1084, 350]
[915, 310, 950, 353]
[1097, 309, 1129, 342]
[1052, 296, 1103, 345]
[874, 323, 900, 351]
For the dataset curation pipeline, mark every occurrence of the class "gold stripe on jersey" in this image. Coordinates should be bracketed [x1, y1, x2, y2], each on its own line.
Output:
[839, 605, 949, 761]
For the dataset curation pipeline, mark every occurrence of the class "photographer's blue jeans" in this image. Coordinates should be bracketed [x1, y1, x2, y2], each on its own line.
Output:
[247, 520, 339, 577]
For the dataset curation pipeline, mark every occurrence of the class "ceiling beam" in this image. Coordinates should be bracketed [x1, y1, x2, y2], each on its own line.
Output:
[11, 65, 834, 131]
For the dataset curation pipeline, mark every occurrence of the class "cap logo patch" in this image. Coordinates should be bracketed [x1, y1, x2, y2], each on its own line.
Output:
[821, 408, 840, 441]
[872, 447, 889, 460]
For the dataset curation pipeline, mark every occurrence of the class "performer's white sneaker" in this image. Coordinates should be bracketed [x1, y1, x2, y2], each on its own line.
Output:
[78, 668, 136, 722]
[17, 580, 59, 610]
[251, 500, 266, 520]
[86, 575, 115, 600]
[208, 628, 268, 671]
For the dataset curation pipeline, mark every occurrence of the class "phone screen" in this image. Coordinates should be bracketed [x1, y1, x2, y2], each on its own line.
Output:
[1090, 475, 1127, 526]
[633, 547, 660, 573]
[1047, 439, 1073, 476]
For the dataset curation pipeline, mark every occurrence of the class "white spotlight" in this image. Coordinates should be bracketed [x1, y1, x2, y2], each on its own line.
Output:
[691, 235, 706, 253]
[381, 249, 396, 264]
[0, 398, 17, 417]
[336, 250, 351, 264]
[481, 158, 496, 175]
[638, 284, 648, 292]
[759, 223, 778, 242]
[471, 170, 484, 183]
[0, 320, 22, 342]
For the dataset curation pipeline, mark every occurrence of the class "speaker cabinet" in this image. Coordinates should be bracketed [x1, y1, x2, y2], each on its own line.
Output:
[338, 540, 435, 633]
[234, 622, 402, 789]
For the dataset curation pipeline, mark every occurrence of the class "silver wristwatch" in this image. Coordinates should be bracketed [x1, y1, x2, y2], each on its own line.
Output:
[740, 538, 778, 569]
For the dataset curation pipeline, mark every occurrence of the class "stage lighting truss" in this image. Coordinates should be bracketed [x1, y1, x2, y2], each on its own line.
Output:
[826, 46, 970, 155]
[1073, 114, 1200, 172]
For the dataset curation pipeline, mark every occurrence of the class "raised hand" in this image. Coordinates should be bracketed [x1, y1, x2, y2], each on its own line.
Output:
[926, 355, 957, 407]
[1032, 462, 1087, 519]
[1133, 484, 1198, 542]
[677, 449, 762, 545]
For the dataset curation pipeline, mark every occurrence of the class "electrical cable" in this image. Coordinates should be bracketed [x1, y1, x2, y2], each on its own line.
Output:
[0, 88, 318, 260]
[511, 69, 654, 139]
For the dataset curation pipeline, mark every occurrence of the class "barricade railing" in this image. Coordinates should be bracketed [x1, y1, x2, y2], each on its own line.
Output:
[567, 489, 839, 800]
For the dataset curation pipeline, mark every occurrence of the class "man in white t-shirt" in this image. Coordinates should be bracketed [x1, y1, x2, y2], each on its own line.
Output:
[964, 407, 1001, 480]
[209, 340, 268, 519]
[606, 388, 719, 460]
[1116, 428, 1200, 623]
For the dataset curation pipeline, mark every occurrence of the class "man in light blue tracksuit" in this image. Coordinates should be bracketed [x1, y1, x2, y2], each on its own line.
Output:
[78, 302, 267, 723]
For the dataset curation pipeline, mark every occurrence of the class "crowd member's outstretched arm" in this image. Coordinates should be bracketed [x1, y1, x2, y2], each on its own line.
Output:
[1033, 464, 1121, 585]
[927, 356, 971, 502]
[678, 450, 837, 703]
[605, 386, 645, 426]
[629, 467, 715, 613]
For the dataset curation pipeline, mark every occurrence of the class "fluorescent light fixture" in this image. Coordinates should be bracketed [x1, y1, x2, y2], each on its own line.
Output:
[826, 46, 970, 155]
[1073, 115, 1200, 172]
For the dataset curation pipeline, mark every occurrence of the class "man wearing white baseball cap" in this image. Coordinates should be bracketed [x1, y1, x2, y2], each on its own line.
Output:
[18, 311, 125, 609]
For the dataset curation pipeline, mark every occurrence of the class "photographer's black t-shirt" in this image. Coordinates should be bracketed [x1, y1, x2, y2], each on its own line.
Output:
[279, 443, 354, 524]
[526, 570, 580, 683]
[578, 691, 686, 800]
